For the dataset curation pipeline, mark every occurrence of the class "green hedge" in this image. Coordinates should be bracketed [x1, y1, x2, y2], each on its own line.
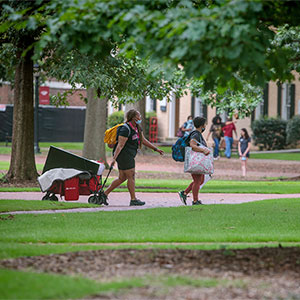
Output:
[286, 115, 300, 145]
[251, 117, 287, 150]
[107, 111, 124, 128]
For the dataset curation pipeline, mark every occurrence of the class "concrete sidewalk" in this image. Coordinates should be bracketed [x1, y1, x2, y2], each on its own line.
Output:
[1, 191, 300, 215]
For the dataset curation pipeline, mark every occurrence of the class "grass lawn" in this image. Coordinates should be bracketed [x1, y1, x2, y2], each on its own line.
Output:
[0, 200, 99, 213]
[156, 146, 300, 159]
[1, 179, 299, 194]
[0, 142, 84, 155]
[1, 198, 299, 244]
[250, 152, 300, 161]
[0, 161, 44, 172]
[0, 268, 243, 300]
[117, 179, 300, 194]
[1, 142, 300, 160]
[0, 268, 145, 300]
[1, 198, 299, 299]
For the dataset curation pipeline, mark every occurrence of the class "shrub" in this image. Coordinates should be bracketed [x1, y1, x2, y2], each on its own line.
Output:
[107, 111, 124, 128]
[251, 117, 287, 150]
[286, 115, 300, 145]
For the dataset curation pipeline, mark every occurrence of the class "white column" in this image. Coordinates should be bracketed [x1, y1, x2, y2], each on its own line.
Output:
[168, 92, 176, 137]
[255, 101, 262, 119]
[194, 96, 204, 117]
[146, 95, 151, 112]
[108, 101, 113, 115]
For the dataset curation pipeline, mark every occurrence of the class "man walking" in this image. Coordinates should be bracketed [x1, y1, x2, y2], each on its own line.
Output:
[222, 117, 237, 158]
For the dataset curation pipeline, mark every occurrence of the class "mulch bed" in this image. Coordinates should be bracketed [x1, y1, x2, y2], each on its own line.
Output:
[1, 247, 300, 299]
[2, 247, 300, 278]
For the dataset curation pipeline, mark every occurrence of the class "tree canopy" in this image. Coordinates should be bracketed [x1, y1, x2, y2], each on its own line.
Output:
[29, 0, 300, 91]
[1, 0, 299, 116]
[15, 0, 297, 115]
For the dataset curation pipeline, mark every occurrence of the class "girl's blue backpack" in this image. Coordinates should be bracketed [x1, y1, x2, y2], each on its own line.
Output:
[172, 134, 191, 162]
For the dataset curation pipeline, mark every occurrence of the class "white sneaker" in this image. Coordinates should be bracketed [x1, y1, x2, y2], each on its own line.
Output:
[213, 156, 219, 160]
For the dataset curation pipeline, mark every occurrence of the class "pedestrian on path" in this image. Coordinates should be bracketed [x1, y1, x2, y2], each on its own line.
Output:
[178, 117, 210, 205]
[222, 117, 237, 158]
[206, 114, 224, 160]
[103, 109, 164, 206]
[177, 115, 194, 137]
[238, 128, 251, 177]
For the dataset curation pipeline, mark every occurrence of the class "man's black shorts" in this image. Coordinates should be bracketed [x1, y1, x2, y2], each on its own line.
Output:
[116, 153, 135, 170]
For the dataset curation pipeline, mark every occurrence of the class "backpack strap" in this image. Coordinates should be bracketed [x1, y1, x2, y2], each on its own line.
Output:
[117, 123, 131, 140]
[123, 123, 131, 138]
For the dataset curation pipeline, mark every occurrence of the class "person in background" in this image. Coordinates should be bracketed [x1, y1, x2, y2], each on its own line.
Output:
[206, 115, 224, 160]
[103, 109, 164, 206]
[238, 128, 251, 177]
[181, 115, 194, 137]
[178, 117, 210, 205]
[222, 117, 237, 158]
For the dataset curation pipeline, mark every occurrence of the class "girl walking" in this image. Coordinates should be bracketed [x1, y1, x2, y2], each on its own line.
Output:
[178, 117, 210, 205]
[238, 128, 251, 177]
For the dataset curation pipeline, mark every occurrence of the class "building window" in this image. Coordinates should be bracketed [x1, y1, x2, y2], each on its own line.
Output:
[255, 100, 265, 119]
[282, 83, 295, 120]
[277, 82, 282, 117]
[255, 83, 268, 119]
[193, 96, 207, 118]
[146, 96, 157, 112]
[160, 96, 167, 112]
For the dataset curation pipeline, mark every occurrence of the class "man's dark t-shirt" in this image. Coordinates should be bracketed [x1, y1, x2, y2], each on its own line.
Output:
[115, 123, 140, 157]
[113, 123, 142, 170]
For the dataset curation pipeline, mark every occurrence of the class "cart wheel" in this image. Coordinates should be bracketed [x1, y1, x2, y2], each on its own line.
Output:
[50, 194, 58, 201]
[42, 195, 50, 201]
[88, 195, 98, 204]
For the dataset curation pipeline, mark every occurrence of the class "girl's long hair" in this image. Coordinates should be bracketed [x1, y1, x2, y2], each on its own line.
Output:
[126, 109, 143, 148]
[241, 128, 249, 139]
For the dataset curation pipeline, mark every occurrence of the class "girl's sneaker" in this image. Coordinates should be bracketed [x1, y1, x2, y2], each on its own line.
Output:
[192, 200, 203, 205]
[178, 191, 187, 205]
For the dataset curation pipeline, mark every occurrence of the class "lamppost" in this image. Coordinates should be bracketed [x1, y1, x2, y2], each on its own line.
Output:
[33, 63, 40, 154]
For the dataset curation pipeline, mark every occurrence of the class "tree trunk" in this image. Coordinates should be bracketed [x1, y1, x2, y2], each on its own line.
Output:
[82, 88, 107, 164]
[6, 47, 38, 183]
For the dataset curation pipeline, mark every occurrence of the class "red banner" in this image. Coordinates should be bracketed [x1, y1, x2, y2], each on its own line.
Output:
[39, 86, 50, 105]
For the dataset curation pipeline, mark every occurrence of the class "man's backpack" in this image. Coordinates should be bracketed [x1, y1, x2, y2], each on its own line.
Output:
[104, 123, 130, 149]
[172, 134, 190, 162]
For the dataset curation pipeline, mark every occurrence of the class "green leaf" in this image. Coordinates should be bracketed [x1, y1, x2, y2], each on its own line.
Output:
[27, 17, 37, 30]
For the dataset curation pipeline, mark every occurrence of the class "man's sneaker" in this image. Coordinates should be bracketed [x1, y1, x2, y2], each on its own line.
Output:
[178, 191, 187, 205]
[192, 200, 203, 205]
[130, 199, 145, 206]
[98, 192, 108, 205]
